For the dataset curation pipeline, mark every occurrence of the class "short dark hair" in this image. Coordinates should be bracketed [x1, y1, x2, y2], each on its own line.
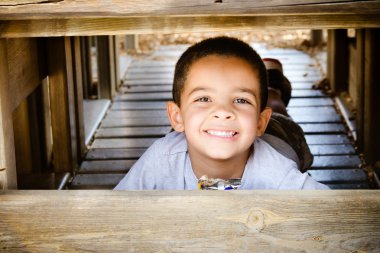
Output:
[172, 36, 268, 112]
[267, 69, 292, 107]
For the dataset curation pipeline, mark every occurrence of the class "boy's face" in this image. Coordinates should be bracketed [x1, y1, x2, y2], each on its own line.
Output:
[167, 55, 272, 162]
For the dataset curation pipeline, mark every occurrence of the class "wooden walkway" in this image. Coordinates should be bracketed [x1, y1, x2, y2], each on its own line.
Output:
[70, 44, 370, 189]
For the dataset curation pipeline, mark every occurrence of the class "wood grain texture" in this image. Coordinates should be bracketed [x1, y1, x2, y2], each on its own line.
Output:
[0, 0, 379, 18]
[0, 39, 17, 189]
[1, 14, 380, 38]
[0, 190, 379, 252]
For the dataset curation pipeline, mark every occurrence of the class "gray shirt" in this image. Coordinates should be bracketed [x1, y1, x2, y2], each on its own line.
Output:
[114, 131, 329, 190]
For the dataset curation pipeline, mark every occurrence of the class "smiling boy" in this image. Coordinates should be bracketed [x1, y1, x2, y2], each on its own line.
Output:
[114, 36, 329, 190]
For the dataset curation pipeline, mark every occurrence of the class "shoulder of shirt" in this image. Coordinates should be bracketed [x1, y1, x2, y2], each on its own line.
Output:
[151, 131, 187, 156]
[250, 137, 299, 188]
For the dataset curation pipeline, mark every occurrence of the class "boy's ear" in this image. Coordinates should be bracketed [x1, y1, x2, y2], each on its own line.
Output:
[256, 107, 272, 136]
[166, 101, 185, 132]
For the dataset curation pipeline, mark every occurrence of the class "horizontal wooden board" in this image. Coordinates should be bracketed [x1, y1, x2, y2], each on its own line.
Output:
[124, 75, 321, 86]
[92, 138, 157, 149]
[308, 144, 356, 155]
[101, 117, 170, 127]
[70, 174, 124, 189]
[96, 126, 170, 138]
[85, 148, 147, 160]
[308, 169, 367, 184]
[288, 98, 334, 107]
[112, 101, 167, 110]
[305, 134, 351, 145]
[287, 106, 336, 115]
[106, 110, 167, 118]
[1, 190, 379, 252]
[326, 183, 370, 189]
[79, 160, 137, 174]
[290, 89, 327, 98]
[298, 123, 346, 134]
[311, 155, 361, 168]
[116, 92, 172, 101]
[292, 114, 341, 123]
[121, 85, 173, 93]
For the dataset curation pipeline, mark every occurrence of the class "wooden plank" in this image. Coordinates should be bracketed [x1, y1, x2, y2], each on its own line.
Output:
[1, 190, 380, 251]
[288, 98, 334, 107]
[124, 76, 320, 86]
[72, 37, 86, 158]
[1, 1, 380, 18]
[70, 174, 124, 189]
[96, 126, 170, 138]
[106, 109, 167, 118]
[362, 29, 380, 164]
[116, 90, 327, 101]
[12, 99, 34, 174]
[79, 160, 136, 174]
[308, 169, 367, 184]
[326, 183, 370, 189]
[3, 15, 380, 38]
[112, 101, 167, 110]
[308, 144, 356, 155]
[292, 114, 341, 123]
[85, 148, 146, 160]
[47, 37, 78, 173]
[290, 89, 327, 98]
[0, 39, 17, 188]
[116, 92, 172, 101]
[305, 134, 351, 145]
[96, 36, 116, 99]
[299, 123, 346, 134]
[311, 155, 361, 168]
[6, 38, 41, 112]
[287, 106, 336, 115]
[86, 148, 146, 160]
[327, 29, 349, 93]
[92, 138, 156, 148]
[101, 117, 170, 127]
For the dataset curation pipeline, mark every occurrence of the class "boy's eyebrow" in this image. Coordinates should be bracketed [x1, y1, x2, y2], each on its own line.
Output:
[187, 87, 211, 96]
[237, 88, 257, 98]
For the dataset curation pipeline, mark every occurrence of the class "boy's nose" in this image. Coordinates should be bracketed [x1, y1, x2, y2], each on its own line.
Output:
[212, 106, 235, 120]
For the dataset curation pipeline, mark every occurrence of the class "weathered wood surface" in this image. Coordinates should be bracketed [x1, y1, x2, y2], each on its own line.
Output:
[1, 1, 380, 37]
[0, 190, 379, 252]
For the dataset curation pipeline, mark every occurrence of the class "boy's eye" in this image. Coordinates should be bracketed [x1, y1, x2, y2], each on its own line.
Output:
[195, 97, 211, 102]
[234, 98, 250, 104]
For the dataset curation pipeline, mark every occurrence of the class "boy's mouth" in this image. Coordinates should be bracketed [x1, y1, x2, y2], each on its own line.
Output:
[205, 130, 237, 138]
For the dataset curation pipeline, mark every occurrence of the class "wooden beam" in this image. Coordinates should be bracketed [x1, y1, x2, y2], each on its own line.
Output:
[0, 190, 379, 251]
[363, 29, 380, 164]
[47, 37, 78, 173]
[1, 14, 380, 38]
[0, 39, 17, 189]
[1, 0, 380, 18]
[327, 29, 349, 93]
[71, 37, 86, 159]
[356, 29, 365, 152]
[96, 36, 116, 99]
[7, 38, 41, 111]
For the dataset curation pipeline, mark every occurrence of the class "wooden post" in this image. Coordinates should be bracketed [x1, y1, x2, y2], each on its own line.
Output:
[47, 37, 78, 174]
[363, 29, 380, 164]
[80, 37, 93, 99]
[327, 29, 349, 93]
[72, 37, 86, 159]
[96, 36, 117, 99]
[355, 29, 365, 153]
[0, 40, 17, 189]
[310, 29, 323, 47]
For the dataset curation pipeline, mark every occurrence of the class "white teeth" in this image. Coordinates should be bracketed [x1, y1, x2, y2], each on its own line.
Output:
[206, 130, 236, 137]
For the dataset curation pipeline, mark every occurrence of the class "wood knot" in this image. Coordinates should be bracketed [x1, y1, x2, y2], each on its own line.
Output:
[214, 0, 223, 3]
[246, 210, 265, 232]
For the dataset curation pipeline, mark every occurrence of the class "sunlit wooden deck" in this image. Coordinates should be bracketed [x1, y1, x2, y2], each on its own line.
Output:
[70, 44, 370, 190]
